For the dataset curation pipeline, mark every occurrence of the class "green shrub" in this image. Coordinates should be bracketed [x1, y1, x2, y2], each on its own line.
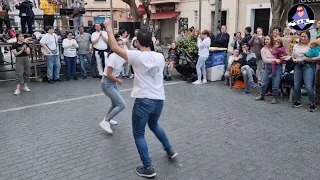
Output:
[175, 36, 198, 57]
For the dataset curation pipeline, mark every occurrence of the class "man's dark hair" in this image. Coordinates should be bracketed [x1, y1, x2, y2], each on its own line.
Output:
[45, 25, 53, 32]
[118, 29, 126, 36]
[245, 27, 251, 33]
[78, 26, 84, 30]
[273, 27, 282, 33]
[317, 35, 320, 39]
[137, 29, 152, 48]
[242, 43, 249, 48]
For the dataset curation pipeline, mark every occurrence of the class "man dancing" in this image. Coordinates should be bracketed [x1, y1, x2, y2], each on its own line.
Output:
[103, 19, 178, 178]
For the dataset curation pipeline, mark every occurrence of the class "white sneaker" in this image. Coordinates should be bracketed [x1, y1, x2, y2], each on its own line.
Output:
[192, 80, 202, 85]
[14, 89, 20, 95]
[109, 119, 118, 125]
[99, 120, 113, 134]
[130, 74, 134, 78]
[202, 79, 207, 84]
[23, 87, 31, 92]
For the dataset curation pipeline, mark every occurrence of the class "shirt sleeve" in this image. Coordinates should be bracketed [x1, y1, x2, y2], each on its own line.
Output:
[106, 54, 116, 68]
[11, 43, 17, 50]
[127, 50, 140, 65]
[40, 35, 47, 44]
[103, 31, 108, 40]
[261, 48, 273, 64]
[91, 33, 97, 43]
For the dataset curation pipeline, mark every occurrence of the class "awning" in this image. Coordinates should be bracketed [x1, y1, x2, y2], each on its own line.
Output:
[151, 12, 180, 20]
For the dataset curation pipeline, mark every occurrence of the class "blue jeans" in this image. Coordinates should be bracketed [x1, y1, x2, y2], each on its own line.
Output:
[101, 77, 125, 121]
[132, 98, 172, 167]
[261, 63, 282, 97]
[46, 55, 61, 80]
[73, 16, 83, 36]
[64, 56, 77, 78]
[224, 53, 228, 71]
[294, 63, 316, 104]
[196, 56, 207, 81]
[79, 53, 91, 77]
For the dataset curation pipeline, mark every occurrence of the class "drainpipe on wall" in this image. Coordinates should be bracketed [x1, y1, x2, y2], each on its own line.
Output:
[235, 0, 239, 32]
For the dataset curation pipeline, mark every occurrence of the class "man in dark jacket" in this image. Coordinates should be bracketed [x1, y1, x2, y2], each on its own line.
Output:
[238, 43, 258, 94]
[15, 0, 34, 35]
[212, 25, 230, 72]
[240, 27, 252, 51]
[212, 25, 230, 49]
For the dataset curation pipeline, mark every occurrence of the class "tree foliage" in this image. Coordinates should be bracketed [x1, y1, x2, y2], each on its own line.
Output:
[122, 0, 151, 29]
[270, 0, 294, 33]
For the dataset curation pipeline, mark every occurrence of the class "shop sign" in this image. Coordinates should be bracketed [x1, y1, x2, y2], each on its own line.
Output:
[155, 3, 175, 12]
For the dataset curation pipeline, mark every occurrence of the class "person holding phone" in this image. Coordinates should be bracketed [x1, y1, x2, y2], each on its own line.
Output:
[12, 34, 31, 95]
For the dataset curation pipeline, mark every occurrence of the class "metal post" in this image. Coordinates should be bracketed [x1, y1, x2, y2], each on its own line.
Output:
[213, 0, 222, 35]
[110, 0, 114, 32]
[198, 0, 201, 31]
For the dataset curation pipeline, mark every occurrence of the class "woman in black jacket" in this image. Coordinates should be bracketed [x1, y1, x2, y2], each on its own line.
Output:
[16, 0, 34, 35]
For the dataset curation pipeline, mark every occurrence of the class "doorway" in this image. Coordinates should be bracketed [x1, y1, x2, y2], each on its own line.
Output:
[254, 9, 270, 35]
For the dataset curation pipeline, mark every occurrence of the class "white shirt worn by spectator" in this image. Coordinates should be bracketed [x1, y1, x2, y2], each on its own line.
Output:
[127, 50, 165, 100]
[62, 38, 79, 57]
[40, 33, 60, 55]
[103, 53, 125, 77]
[197, 37, 211, 57]
[91, 31, 108, 50]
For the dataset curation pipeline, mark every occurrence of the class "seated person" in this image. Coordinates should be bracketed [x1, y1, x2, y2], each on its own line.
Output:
[224, 49, 241, 84]
[164, 43, 180, 81]
[168, 42, 179, 62]
[154, 39, 163, 54]
[238, 43, 258, 94]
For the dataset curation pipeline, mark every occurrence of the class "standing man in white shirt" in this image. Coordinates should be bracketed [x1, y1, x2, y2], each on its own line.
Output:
[91, 23, 108, 78]
[103, 19, 178, 178]
[40, 25, 61, 84]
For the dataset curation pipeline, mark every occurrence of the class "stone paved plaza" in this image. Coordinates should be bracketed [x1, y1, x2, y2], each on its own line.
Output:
[1, 74, 320, 180]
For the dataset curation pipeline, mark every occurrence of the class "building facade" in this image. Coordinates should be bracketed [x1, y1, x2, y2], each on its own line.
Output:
[82, 0, 140, 31]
